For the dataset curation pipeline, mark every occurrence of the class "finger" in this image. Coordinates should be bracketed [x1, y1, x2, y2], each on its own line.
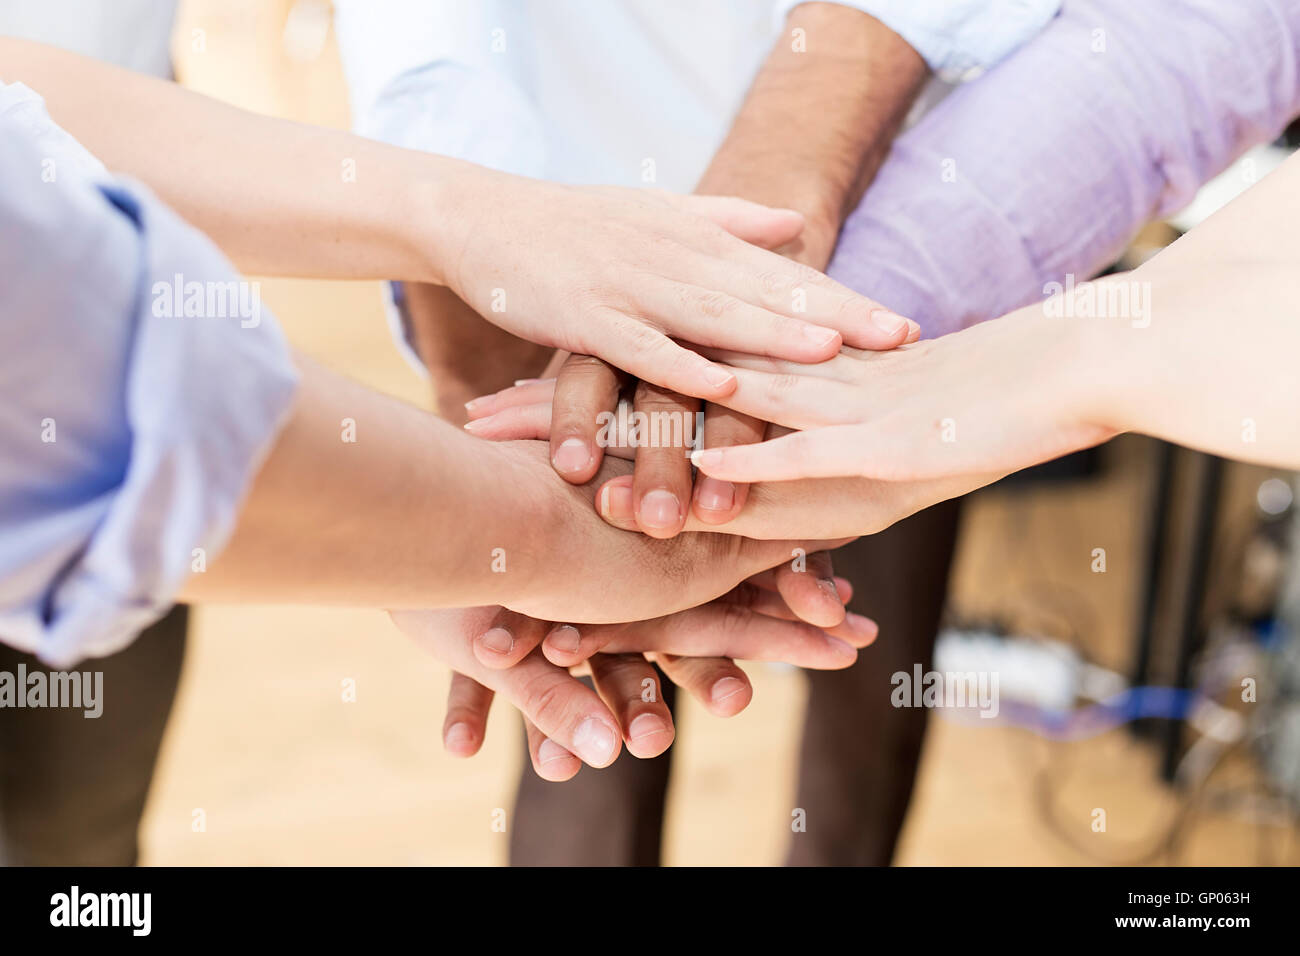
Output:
[472, 608, 550, 669]
[463, 401, 553, 441]
[549, 354, 624, 483]
[522, 715, 582, 782]
[747, 567, 856, 606]
[589, 308, 739, 402]
[692, 426, 881, 482]
[591, 600, 859, 670]
[655, 655, 753, 717]
[494, 650, 623, 768]
[443, 672, 494, 757]
[541, 621, 620, 669]
[673, 194, 806, 249]
[702, 364, 848, 431]
[733, 582, 878, 648]
[772, 549, 845, 629]
[635, 282, 844, 363]
[464, 379, 556, 420]
[631, 381, 697, 538]
[691, 405, 762, 525]
[393, 609, 623, 769]
[698, 248, 920, 349]
[587, 654, 676, 759]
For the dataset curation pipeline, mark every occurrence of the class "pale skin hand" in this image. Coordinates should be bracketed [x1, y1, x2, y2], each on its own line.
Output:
[0, 36, 909, 403]
[459, 382, 997, 540]
[400, 570, 878, 781]
[688, 151, 1300, 483]
[529, 1, 928, 537]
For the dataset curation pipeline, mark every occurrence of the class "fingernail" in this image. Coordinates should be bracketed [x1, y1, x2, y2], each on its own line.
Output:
[479, 626, 514, 656]
[598, 482, 635, 520]
[691, 448, 724, 470]
[464, 396, 492, 414]
[802, 325, 840, 349]
[547, 624, 581, 654]
[905, 319, 922, 339]
[711, 676, 746, 703]
[870, 308, 908, 337]
[553, 437, 592, 474]
[444, 722, 474, 752]
[514, 378, 542, 386]
[463, 417, 490, 433]
[696, 476, 736, 512]
[817, 577, 841, 601]
[638, 489, 682, 530]
[571, 718, 618, 766]
[703, 365, 736, 391]
[628, 713, 669, 742]
[538, 738, 572, 767]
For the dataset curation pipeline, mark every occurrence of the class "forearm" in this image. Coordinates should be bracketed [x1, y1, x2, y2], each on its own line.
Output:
[0, 36, 468, 283]
[697, 2, 926, 265]
[181, 356, 555, 608]
[1076, 158, 1300, 469]
[828, 0, 1300, 336]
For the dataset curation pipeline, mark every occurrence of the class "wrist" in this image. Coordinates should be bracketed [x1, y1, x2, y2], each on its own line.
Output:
[407, 155, 498, 287]
[1036, 283, 1148, 436]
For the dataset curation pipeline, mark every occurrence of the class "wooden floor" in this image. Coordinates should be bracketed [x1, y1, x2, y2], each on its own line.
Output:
[136, 0, 1300, 866]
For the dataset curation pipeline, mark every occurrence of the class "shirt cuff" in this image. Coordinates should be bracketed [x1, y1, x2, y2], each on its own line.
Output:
[774, 0, 1061, 81]
[36, 181, 299, 667]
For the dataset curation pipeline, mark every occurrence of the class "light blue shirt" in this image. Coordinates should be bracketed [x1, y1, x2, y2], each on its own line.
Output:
[0, 83, 299, 667]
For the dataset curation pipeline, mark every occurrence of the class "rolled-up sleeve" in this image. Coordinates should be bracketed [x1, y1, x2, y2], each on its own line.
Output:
[0, 100, 299, 667]
[774, 0, 1061, 80]
[827, 0, 1300, 338]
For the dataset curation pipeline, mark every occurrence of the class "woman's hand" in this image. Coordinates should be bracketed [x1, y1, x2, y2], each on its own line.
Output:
[429, 168, 914, 402]
[464, 392, 996, 539]
[686, 306, 1117, 483]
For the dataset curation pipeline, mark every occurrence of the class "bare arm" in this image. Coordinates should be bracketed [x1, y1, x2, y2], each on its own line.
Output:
[182, 356, 836, 621]
[697, 1, 928, 267]
[682, 151, 1300, 494]
[2, 36, 904, 403]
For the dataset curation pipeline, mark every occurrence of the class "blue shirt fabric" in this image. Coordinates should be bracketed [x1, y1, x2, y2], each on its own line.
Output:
[0, 83, 299, 667]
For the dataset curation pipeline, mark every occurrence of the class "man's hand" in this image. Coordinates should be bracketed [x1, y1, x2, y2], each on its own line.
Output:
[497, 438, 854, 623]
[392, 569, 877, 781]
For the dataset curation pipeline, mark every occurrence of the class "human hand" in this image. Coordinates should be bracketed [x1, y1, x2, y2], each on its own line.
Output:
[392, 568, 877, 781]
[467, 393, 995, 540]
[493, 438, 855, 623]
[686, 307, 1116, 484]
[466, 319, 918, 538]
[430, 168, 913, 404]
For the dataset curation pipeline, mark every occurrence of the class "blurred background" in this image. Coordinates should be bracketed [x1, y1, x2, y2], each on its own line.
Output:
[8, 0, 1300, 865]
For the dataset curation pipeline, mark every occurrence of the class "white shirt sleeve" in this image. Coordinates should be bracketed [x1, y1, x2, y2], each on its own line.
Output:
[774, 0, 1062, 81]
[333, 0, 546, 177]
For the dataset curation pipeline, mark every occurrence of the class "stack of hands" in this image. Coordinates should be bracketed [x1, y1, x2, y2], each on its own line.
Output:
[392, 198, 1089, 782]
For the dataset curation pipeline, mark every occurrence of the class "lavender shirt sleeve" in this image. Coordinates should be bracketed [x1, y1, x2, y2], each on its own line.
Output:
[829, 0, 1300, 337]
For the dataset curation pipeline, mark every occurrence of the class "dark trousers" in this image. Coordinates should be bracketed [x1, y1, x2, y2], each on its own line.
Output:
[0, 606, 187, 866]
[510, 500, 962, 866]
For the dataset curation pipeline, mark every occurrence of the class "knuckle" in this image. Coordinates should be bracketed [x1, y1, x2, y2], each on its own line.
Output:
[756, 269, 793, 300]
[717, 600, 754, 640]
[695, 289, 738, 321]
[763, 372, 802, 405]
[517, 672, 574, 730]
